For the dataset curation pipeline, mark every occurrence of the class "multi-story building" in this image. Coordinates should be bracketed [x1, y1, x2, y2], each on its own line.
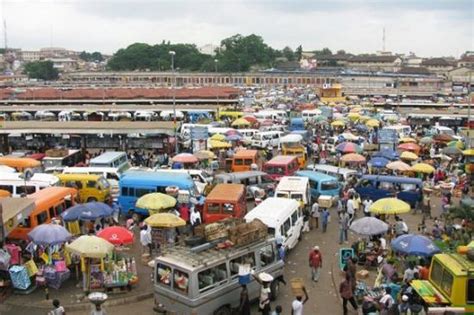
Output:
[420, 58, 455, 76]
[346, 55, 402, 72]
[20, 51, 41, 62]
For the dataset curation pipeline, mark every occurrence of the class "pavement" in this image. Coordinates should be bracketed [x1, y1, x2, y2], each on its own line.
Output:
[0, 195, 451, 315]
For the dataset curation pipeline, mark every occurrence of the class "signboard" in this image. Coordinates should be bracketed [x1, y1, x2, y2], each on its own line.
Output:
[339, 248, 355, 270]
[378, 129, 398, 144]
[190, 126, 209, 141]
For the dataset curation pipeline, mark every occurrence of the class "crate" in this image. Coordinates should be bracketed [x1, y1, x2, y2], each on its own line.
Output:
[45, 148, 69, 158]
[290, 278, 305, 297]
[318, 196, 333, 208]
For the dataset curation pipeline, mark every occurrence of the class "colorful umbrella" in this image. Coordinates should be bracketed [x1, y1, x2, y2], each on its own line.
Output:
[67, 235, 114, 258]
[441, 146, 463, 156]
[194, 150, 216, 160]
[398, 143, 421, 152]
[347, 112, 360, 121]
[231, 118, 251, 127]
[411, 163, 435, 174]
[365, 119, 380, 128]
[463, 149, 474, 156]
[391, 234, 441, 257]
[61, 202, 114, 222]
[336, 142, 362, 154]
[28, 224, 72, 246]
[243, 116, 257, 124]
[447, 140, 464, 149]
[340, 133, 359, 142]
[368, 157, 389, 168]
[399, 137, 417, 143]
[419, 137, 433, 145]
[97, 226, 134, 245]
[209, 139, 232, 149]
[144, 213, 186, 228]
[210, 134, 226, 141]
[331, 120, 345, 127]
[340, 153, 366, 163]
[386, 161, 411, 172]
[433, 134, 454, 143]
[172, 153, 199, 164]
[136, 193, 177, 213]
[400, 151, 418, 161]
[350, 217, 389, 236]
[369, 198, 411, 214]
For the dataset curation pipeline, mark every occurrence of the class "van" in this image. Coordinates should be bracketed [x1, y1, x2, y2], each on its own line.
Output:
[280, 134, 307, 168]
[56, 174, 111, 203]
[42, 149, 83, 173]
[203, 184, 247, 224]
[301, 109, 322, 121]
[251, 131, 282, 149]
[274, 176, 311, 208]
[62, 167, 122, 200]
[306, 164, 358, 182]
[0, 172, 59, 197]
[238, 129, 259, 145]
[263, 155, 299, 181]
[214, 171, 276, 199]
[296, 170, 340, 200]
[245, 197, 303, 250]
[289, 118, 305, 131]
[0, 157, 41, 172]
[153, 238, 284, 315]
[89, 151, 130, 171]
[382, 125, 412, 139]
[7, 187, 77, 241]
[231, 150, 258, 172]
[153, 169, 212, 194]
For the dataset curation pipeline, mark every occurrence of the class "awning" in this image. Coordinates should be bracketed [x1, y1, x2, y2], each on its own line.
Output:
[0, 197, 36, 238]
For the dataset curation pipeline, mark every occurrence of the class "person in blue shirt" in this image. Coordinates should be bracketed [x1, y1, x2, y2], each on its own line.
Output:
[277, 243, 285, 262]
[321, 208, 330, 233]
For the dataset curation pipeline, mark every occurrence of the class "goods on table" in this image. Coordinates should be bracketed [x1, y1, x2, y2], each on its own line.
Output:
[194, 218, 243, 242]
[9, 265, 31, 290]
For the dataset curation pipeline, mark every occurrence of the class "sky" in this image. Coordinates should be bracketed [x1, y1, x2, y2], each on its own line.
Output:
[1, 0, 472, 57]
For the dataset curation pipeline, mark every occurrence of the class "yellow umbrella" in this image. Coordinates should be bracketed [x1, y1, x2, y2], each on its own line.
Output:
[365, 119, 380, 128]
[331, 120, 345, 127]
[369, 198, 411, 214]
[347, 112, 360, 121]
[358, 115, 371, 122]
[399, 137, 417, 143]
[231, 118, 251, 127]
[194, 150, 216, 160]
[136, 193, 177, 214]
[210, 139, 231, 149]
[386, 161, 411, 172]
[400, 151, 418, 161]
[144, 213, 186, 228]
[210, 134, 225, 141]
[66, 235, 114, 258]
[411, 163, 435, 174]
[463, 149, 474, 156]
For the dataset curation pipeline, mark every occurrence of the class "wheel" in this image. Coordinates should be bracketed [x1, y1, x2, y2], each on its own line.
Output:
[214, 305, 231, 315]
[270, 279, 280, 301]
[87, 197, 97, 202]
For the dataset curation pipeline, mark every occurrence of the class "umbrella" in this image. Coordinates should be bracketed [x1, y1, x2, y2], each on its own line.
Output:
[463, 149, 474, 156]
[398, 143, 420, 152]
[340, 153, 366, 163]
[347, 112, 360, 121]
[358, 115, 371, 123]
[400, 151, 418, 161]
[331, 120, 345, 127]
[144, 213, 186, 228]
[209, 139, 232, 149]
[350, 217, 389, 236]
[391, 234, 441, 257]
[210, 134, 226, 141]
[399, 137, 417, 143]
[172, 153, 198, 164]
[336, 142, 362, 154]
[97, 226, 134, 245]
[67, 235, 114, 258]
[231, 118, 251, 127]
[61, 203, 113, 222]
[225, 131, 243, 141]
[386, 160, 412, 172]
[370, 198, 411, 214]
[194, 150, 216, 160]
[432, 154, 452, 161]
[433, 134, 454, 143]
[374, 149, 399, 161]
[28, 224, 72, 246]
[313, 115, 327, 123]
[441, 146, 463, 156]
[411, 163, 435, 174]
[260, 119, 273, 126]
[419, 137, 433, 145]
[136, 193, 177, 213]
[355, 124, 368, 132]
[243, 116, 257, 124]
[447, 140, 464, 149]
[340, 133, 359, 141]
[365, 119, 380, 128]
[368, 157, 389, 168]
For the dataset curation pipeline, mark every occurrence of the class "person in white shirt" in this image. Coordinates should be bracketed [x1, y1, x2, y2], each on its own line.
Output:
[363, 198, 373, 217]
[190, 207, 202, 235]
[311, 202, 320, 229]
[139, 224, 152, 255]
[379, 287, 394, 315]
[346, 198, 355, 223]
[291, 287, 309, 315]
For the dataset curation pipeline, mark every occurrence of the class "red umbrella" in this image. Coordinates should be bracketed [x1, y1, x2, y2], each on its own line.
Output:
[243, 116, 258, 124]
[398, 143, 421, 153]
[172, 153, 199, 164]
[97, 226, 134, 245]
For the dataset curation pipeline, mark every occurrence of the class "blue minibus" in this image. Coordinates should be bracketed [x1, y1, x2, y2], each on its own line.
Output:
[355, 175, 423, 207]
[118, 171, 198, 218]
[296, 170, 340, 199]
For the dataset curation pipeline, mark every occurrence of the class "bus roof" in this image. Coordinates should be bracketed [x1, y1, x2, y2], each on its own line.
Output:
[0, 157, 41, 169]
[307, 164, 357, 175]
[28, 186, 76, 206]
[120, 171, 194, 189]
[266, 155, 297, 165]
[43, 149, 80, 160]
[296, 171, 338, 182]
[361, 175, 423, 185]
[244, 197, 299, 227]
[276, 176, 308, 192]
[57, 173, 102, 181]
[433, 253, 474, 277]
[233, 150, 258, 158]
[90, 151, 126, 164]
[206, 184, 245, 202]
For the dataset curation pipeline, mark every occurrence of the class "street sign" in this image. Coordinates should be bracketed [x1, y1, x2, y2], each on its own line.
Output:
[339, 248, 355, 270]
[190, 126, 209, 141]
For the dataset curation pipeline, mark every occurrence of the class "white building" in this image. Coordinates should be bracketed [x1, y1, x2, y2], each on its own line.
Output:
[198, 44, 219, 56]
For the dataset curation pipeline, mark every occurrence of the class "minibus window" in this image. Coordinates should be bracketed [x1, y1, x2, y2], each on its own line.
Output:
[380, 182, 394, 191]
[36, 211, 48, 225]
[291, 211, 298, 225]
[198, 263, 227, 293]
[259, 244, 275, 267]
[234, 159, 243, 166]
[121, 187, 129, 196]
[467, 279, 474, 304]
[19, 217, 31, 228]
[441, 270, 454, 296]
[283, 218, 291, 237]
[207, 203, 220, 214]
[401, 183, 416, 191]
[267, 227, 275, 236]
[276, 192, 289, 199]
[98, 178, 110, 189]
[49, 207, 55, 219]
[230, 253, 255, 276]
[156, 263, 172, 287]
[17, 185, 36, 195]
[56, 203, 65, 215]
[107, 173, 119, 181]
[321, 181, 339, 191]
[223, 203, 234, 214]
[0, 185, 13, 193]
[291, 193, 303, 202]
[431, 260, 443, 287]
[173, 269, 189, 295]
[309, 180, 318, 190]
[87, 180, 97, 188]
[244, 159, 252, 166]
[136, 188, 151, 197]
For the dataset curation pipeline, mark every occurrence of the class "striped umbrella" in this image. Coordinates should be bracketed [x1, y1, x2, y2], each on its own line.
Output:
[336, 142, 362, 154]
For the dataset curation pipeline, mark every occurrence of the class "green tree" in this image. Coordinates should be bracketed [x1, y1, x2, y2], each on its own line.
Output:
[24, 61, 59, 80]
[79, 51, 104, 62]
[295, 45, 303, 61]
[282, 46, 295, 61]
[313, 48, 333, 57]
[336, 49, 346, 55]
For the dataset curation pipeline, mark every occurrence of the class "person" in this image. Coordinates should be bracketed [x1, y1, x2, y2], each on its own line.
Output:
[291, 287, 309, 315]
[91, 304, 107, 315]
[381, 259, 396, 283]
[238, 284, 251, 315]
[339, 211, 350, 244]
[139, 225, 152, 256]
[379, 287, 394, 315]
[302, 208, 310, 233]
[346, 197, 355, 224]
[417, 260, 430, 280]
[253, 272, 273, 315]
[321, 208, 330, 233]
[311, 201, 319, 229]
[271, 305, 282, 315]
[403, 262, 419, 284]
[49, 299, 65, 315]
[363, 197, 373, 217]
[277, 243, 285, 262]
[190, 207, 201, 234]
[339, 273, 358, 315]
[398, 294, 410, 315]
[394, 216, 408, 237]
[308, 246, 322, 282]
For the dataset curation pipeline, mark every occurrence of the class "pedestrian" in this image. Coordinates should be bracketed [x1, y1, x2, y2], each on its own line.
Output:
[302, 208, 310, 233]
[139, 225, 152, 256]
[346, 197, 355, 224]
[277, 243, 285, 262]
[189, 207, 201, 234]
[394, 216, 408, 237]
[238, 284, 251, 315]
[378, 286, 394, 315]
[339, 273, 358, 315]
[291, 287, 309, 315]
[339, 211, 350, 244]
[321, 208, 330, 233]
[308, 246, 322, 282]
[402, 262, 418, 284]
[253, 272, 273, 315]
[310, 201, 319, 230]
[48, 299, 65, 315]
[363, 197, 373, 217]
[91, 304, 107, 315]
[271, 305, 282, 315]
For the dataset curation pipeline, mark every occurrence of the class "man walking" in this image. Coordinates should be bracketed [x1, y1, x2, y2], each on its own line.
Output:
[339, 273, 358, 315]
[310, 201, 319, 230]
[339, 211, 350, 244]
[308, 246, 322, 282]
[321, 208, 330, 233]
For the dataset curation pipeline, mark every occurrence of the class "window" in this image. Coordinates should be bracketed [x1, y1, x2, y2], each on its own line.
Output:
[223, 203, 235, 214]
[36, 211, 48, 225]
[244, 159, 253, 166]
[467, 279, 474, 304]
[86, 180, 97, 188]
[282, 218, 291, 237]
[310, 179, 318, 190]
[98, 178, 110, 189]
[379, 182, 394, 191]
[48, 207, 55, 219]
[276, 192, 289, 199]
[198, 263, 228, 292]
[259, 244, 275, 267]
[55, 203, 66, 215]
[207, 203, 220, 214]
[441, 270, 454, 296]
[136, 188, 151, 197]
[121, 187, 129, 196]
[401, 183, 417, 192]
[291, 193, 304, 202]
[230, 253, 256, 276]
[431, 260, 443, 287]
[106, 173, 119, 181]
[321, 181, 339, 191]
[16, 185, 36, 195]
[234, 159, 243, 166]
[0, 185, 13, 193]
[173, 269, 189, 295]
[291, 210, 298, 225]
[156, 263, 172, 287]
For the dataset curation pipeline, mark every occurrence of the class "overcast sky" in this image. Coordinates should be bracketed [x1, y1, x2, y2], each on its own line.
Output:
[1, 0, 472, 57]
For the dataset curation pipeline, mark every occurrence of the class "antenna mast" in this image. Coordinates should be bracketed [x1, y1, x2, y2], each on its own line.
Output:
[382, 27, 386, 52]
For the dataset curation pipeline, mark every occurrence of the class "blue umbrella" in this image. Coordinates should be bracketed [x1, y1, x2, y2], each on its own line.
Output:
[391, 234, 441, 257]
[368, 157, 389, 168]
[374, 149, 399, 161]
[28, 224, 71, 246]
[61, 202, 113, 221]
[355, 124, 368, 132]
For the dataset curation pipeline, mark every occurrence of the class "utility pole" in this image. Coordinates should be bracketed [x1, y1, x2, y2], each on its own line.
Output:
[169, 51, 178, 154]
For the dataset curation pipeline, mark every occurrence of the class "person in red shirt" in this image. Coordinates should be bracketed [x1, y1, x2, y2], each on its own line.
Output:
[418, 260, 430, 280]
[309, 246, 323, 282]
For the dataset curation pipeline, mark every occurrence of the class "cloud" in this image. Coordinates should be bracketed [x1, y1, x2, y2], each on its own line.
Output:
[1, 0, 472, 57]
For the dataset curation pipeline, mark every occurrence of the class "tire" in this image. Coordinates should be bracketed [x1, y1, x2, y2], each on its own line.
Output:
[214, 305, 232, 315]
[87, 197, 97, 202]
[270, 279, 280, 301]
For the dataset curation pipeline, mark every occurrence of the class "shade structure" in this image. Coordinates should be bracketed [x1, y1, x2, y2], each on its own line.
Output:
[28, 224, 72, 246]
[433, 134, 454, 143]
[136, 193, 177, 213]
[225, 131, 243, 141]
[350, 217, 389, 236]
[447, 140, 464, 149]
[231, 118, 251, 127]
[399, 137, 417, 143]
[411, 163, 435, 174]
[419, 137, 433, 145]
[172, 153, 198, 164]
[336, 142, 362, 154]
[340, 153, 366, 163]
[441, 146, 463, 156]
[463, 149, 474, 156]
[398, 143, 421, 152]
[97, 226, 134, 245]
[370, 198, 411, 214]
[331, 120, 345, 127]
[210, 134, 226, 141]
[144, 213, 186, 228]
[61, 202, 113, 222]
[365, 119, 380, 128]
[368, 157, 389, 168]
[386, 160, 411, 172]
[347, 112, 360, 121]
[374, 149, 399, 161]
[340, 133, 360, 142]
[209, 139, 232, 149]
[391, 234, 441, 257]
[194, 150, 216, 160]
[243, 116, 257, 124]
[67, 235, 114, 258]
[400, 151, 418, 161]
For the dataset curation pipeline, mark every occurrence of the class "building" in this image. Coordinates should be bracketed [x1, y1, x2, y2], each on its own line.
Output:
[346, 55, 402, 72]
[20, 51, 41, 62]
[421, 58, 454, 76]
[316, 54, 351, 67]
[457, 55, 474, 68]
[39, 47, 69, 58]
[45, 58, 78, 72]
[198, 44, 219, 56]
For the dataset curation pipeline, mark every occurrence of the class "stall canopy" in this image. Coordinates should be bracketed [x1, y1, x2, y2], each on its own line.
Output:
[0, 197, 36, 238]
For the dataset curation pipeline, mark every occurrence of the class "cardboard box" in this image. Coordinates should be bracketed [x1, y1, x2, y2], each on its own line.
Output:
[290, 278, 305, 297]
[318, 195, 333, 208]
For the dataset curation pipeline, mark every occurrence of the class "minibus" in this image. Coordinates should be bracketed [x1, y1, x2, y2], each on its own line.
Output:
[263, 155, 299, 181]
[231, 150, 258, 172]
[0, 157, 41, 172]
[306, 164, 358, 182]
[89, 151, 130, 171]
[251, 131, 282, 149]
[203, 184, 247, 223]
[274, 176, 311, 208]
[301, 109, 322, 121]
[214, 171, 276, 199]
[7, 187, 77, 241]
[0, 172, 59, 197]
[296, 170, 340, 199]
[153, 169, 212, 195]
[42, 149, 84, 173]
[56, 174, 111, 203]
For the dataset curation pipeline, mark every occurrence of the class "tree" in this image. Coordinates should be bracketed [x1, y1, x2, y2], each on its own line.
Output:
[282, 46, 295, 61]
[79, 51, 104, 62]
[295, 45, 303, 61]
[337, 50, 346, 55]
[24, 61, 59, 80]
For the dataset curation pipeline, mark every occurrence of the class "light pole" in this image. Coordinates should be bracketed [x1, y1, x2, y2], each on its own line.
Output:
[169, 50, 178, 154]
[214, 59, 218, 73]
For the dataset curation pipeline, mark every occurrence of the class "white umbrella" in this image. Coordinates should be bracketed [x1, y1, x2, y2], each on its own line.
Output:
[349, 217, 389, 236]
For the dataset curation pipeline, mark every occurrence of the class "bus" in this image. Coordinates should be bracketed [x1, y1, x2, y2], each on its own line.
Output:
[0, 172, 59, 197]
[203, 184, 247, 223]
[89, 151, 130, 171]
[0, 157, 41, 172]
[42, 149, 84, 173]
[56, 174, 111, 203]
[7, 187, 77, 241]
[118, 171, 198, 219]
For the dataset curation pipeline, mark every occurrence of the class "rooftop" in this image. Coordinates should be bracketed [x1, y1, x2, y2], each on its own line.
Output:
[349, 55, 399, 63]
[421, 58, 453, 67]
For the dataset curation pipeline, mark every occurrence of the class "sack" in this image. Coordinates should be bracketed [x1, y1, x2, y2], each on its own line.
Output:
[24, 260, 38, 277]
